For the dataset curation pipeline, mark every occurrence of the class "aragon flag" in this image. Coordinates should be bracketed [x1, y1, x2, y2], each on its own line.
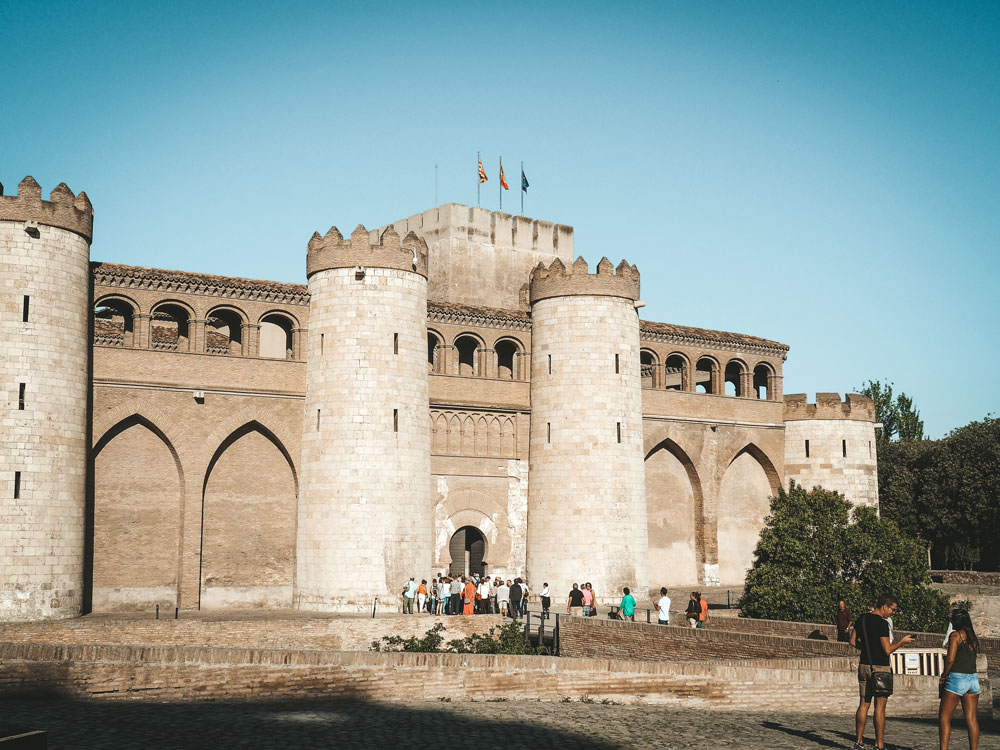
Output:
[500, 160, 509, 190]
[478, 158, 488, 184]
[521, 168, 529, 192]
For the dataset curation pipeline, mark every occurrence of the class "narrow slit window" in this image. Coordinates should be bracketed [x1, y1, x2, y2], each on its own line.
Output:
[320, 333, 324, 355]
[14, 471, 20, 499]
[316, 409, 321, 431]
[842, 439, 847, 458]
[548, 354, 552, 375]
[393, 409, 398, 433]
[393, 332, 398, 354]
[547, 422, 551, 443]
[615, 353, 620, 374]
[617, 422, 622, 443]
[22, 296, 29, 323]
[18, 383, 25, 410]
[805, 440, 810, 458]
[869, 441, 872, 458]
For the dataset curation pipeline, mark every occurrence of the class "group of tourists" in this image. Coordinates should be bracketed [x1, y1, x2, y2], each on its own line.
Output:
[841, 593, 981, 750]
[401, 574, 529, 617]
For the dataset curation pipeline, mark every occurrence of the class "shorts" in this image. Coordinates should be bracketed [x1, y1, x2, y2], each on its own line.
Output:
[944, 672, 980, 696]
[858, 664, 892, 699]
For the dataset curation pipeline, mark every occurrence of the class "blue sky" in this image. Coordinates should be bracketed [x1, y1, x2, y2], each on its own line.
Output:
[5, 0, 998, 437]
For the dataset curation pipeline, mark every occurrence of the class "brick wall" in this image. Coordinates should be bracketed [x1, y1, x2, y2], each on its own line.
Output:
[0, 640, 955, 717]
[932, 570, 1000, 586]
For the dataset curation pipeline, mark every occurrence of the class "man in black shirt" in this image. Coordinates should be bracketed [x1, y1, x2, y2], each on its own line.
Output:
[848, 593, 914, 750]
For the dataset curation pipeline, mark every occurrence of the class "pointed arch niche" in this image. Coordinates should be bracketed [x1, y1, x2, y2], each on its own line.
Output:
[644, 439, 703, 586]
[716, 444, 779, 585]
[91, 415, 183, 611]
[199, 422, 297, 609]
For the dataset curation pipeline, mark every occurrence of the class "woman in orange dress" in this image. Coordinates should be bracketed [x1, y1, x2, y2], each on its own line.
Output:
[463, 577, 476, 615]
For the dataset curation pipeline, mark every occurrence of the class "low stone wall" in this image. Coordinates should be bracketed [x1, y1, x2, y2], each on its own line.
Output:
[932, 570, 1000, 586]
[0, 640, 952, 717]
[0, 613, 501, 652]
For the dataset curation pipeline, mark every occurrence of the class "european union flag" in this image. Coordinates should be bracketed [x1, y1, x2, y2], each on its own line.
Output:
[521, 169, 529, 193]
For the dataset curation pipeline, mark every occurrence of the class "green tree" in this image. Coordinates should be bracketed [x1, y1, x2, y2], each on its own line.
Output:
[856, 379, 925, 446]
[739, 482, 951, 632]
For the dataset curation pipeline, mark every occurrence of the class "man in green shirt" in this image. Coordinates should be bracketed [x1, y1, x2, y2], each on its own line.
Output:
[619, 587, 636, 621]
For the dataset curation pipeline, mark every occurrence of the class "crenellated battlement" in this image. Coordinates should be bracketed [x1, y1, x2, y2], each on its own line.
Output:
[783, 393, 875, 422]
[378, 203, 573, 257]
[528, 256, 640, 304]
[0, 176, 93, 242]
[306, 224, 428, 279]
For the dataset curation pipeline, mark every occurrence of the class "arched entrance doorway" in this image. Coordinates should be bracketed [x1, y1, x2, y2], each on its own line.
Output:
[449, 526, 486, 577]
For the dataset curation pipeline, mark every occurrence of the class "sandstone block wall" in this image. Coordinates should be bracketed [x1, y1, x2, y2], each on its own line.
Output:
[297, 266, 430, 610]
[527, 294, 647, 602]
[784, 418, 878, 505]
[1, 218, 91, 621]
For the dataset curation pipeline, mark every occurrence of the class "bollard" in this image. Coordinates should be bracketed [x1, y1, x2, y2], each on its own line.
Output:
[174, 607, 178, 620]
[646, 609, 651, 624]
[372, 597, 378, 619]
[155, 604, 159, 620]
[554, 613, 560, 656]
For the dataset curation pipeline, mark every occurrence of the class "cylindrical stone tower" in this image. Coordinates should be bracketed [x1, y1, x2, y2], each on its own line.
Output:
[296, 224, 431, 610]
[526, 256, 648, 605]
[783, 393, 879, 507]
[0, 176, 93, 621]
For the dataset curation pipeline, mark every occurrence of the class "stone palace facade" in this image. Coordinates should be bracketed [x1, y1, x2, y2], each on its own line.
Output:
[1, 176, 878, 619]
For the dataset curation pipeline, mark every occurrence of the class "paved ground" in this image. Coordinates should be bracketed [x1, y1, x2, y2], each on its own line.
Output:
[2, 698, 997, 749]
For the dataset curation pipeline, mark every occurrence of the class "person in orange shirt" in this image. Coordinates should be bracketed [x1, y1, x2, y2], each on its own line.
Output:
[417, 580, 427, 614]
[463, 577, 476, 616]
[698, 590, 709, 628]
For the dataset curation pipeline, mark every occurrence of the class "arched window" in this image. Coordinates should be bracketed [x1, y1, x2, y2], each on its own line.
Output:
[495, 339, 521, 380]
[427, 332, 441, 374]
[206, 308, 244, 355]
[455, 335, 480, 377]
[695, 357, 717, 394]
[753, 363, 773, 400]
[150, 303, 191, 351]
[94, 298, 135, 347]
[640, 350, 657, 389]
[664, 353, 687, 391]
[725, 360, 747, 397]
[259, 313, 294, 359]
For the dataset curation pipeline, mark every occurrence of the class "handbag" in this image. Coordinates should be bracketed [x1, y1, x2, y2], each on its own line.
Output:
[861, 615, 894, 697]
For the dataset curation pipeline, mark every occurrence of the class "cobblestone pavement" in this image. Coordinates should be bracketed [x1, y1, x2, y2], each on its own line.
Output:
[2, 698, 997, 749]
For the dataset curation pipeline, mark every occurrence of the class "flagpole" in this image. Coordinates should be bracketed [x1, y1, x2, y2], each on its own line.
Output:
[499, 156, 502, 212]
[435, 163, 438, 206]
[477, 152, 481, 208]
[520, 161, 524, 216]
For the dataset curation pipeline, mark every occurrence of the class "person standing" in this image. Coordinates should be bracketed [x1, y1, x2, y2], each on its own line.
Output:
[417, 579, 427, 614]
[540, 582, 551, 618]
[509, 578, 523, 619]
[450, 576, 462, 615]
[497, 579, 511, 618]
[618, 587, 636, 621]
[685, 591, 700, 628]
[581, 582, 594, 617]
[403, 577, 416, 614]
[567, 583, 585, 616]
[477, 576, 491, 614]
[462, 576, 476, 616]
[938, 608, 981, 750]
[654, 587, 671, 625]
[697, 591, 709, 628]
[849, 593, 914, 750]
[836, 599, 854, 643]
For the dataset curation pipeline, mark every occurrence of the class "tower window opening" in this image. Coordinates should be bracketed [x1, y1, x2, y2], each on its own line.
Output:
[617, 422, 622, 443]
[316, 409, 321, 431]
[18, 383, 25, 410]
[320, 333, 324, 355]
[805, 440, 810, 458]
[14, 471, 20, 499]
[547, 422, 551, 443]
[22, 296, 29, 322]
[548, 354, 552, 374]
[869, 441, 872, 458]
[615, 353, 620, 374]
[393, 332, 398, 354]
[393, 409, 398, 433]
[843, 439, 847, 458]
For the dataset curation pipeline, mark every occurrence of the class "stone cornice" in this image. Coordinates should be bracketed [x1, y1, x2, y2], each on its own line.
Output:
[91, 263, 309, 305]
[640, 325, 789, 360]
[428, 305, 531, 332]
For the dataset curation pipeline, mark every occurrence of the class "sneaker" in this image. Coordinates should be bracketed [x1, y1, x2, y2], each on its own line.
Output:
[852, 743, 866, 750]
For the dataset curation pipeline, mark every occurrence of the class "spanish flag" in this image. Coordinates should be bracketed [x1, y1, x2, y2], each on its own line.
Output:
[478, 158, 488, 184]
[500, 159, 509, 190]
